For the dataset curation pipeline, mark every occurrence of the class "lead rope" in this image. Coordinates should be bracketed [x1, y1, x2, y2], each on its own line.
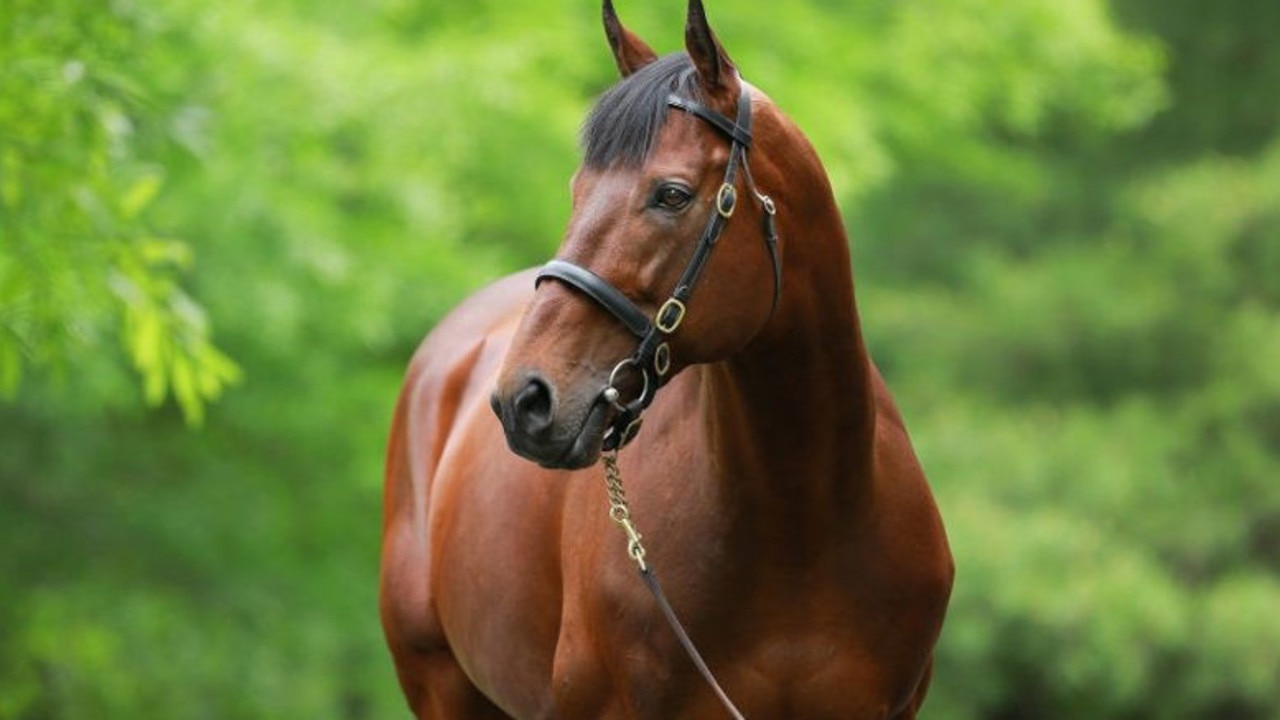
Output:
[601, 451, 748, 720]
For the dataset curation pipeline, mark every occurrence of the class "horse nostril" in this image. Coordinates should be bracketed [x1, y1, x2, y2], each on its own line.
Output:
[512, 377, 554, 435]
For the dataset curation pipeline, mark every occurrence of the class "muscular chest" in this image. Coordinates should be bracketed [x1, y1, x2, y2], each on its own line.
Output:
[551, 606, 914, 720]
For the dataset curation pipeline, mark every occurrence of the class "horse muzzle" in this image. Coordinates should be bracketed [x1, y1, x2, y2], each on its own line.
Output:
[490, 373, 612, 470]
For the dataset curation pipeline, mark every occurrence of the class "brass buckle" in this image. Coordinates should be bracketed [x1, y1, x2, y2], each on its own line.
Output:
[653, 343, 672, 377]
[655, 298, 686, 334]
[716, 183, 737, 219]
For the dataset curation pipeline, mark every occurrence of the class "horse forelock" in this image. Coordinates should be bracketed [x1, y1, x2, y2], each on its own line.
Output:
[581, 53, 704, 169]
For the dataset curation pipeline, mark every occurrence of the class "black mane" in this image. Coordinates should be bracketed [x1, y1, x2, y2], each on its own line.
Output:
[581, 53, 705, 168]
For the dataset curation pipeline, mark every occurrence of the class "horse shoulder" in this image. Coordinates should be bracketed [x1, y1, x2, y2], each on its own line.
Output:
[384, 268, 536, 523]
[380, 269, 535, 666]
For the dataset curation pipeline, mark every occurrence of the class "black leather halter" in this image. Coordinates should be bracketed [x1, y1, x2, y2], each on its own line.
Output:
[537, 83, 781, 450]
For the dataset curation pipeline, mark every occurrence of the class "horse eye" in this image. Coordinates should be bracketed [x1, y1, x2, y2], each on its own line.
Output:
[653, 184, 693, 211]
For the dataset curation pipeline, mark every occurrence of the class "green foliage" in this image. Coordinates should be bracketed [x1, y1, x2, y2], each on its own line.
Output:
[856, 3, 1280, 712]
[0, 0, 239, 422]
[1, 0, 1277, 717]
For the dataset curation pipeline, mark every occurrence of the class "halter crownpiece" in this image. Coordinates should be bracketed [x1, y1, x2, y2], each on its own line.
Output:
[535, 81, 781, 451]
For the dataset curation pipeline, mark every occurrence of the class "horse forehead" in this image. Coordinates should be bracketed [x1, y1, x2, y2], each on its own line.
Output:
[570, 169, 639, 222]
[651, 109, 726, 169]
[565, 110, 731, 232]
[576, 113, 718, 189]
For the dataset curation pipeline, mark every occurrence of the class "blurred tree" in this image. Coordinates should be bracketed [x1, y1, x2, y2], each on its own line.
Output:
[1115, 0, 1280, 160]
[855, 0, 1280, 716]
[1, 0, 1277, 718]
[0, 0, 239, 424]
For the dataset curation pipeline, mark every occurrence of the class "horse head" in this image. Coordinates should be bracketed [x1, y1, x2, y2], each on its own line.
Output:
[492, 0, 799, 469]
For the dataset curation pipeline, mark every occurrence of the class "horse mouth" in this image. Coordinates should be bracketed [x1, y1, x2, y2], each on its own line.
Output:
[549, 398, 612, 470]
[494, 394, 613, 471]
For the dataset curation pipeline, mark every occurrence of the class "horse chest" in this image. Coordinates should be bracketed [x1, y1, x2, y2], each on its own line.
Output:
[542, 562, 924, 720]
[549, 619, 908, 719]
[734, 630, 913, 719]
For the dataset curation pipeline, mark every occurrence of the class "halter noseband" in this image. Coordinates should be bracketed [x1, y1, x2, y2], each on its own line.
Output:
[536, 83, 781, 450]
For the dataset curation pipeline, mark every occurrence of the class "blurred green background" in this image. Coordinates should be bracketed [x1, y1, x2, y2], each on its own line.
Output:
[2, 0, 1278, 717]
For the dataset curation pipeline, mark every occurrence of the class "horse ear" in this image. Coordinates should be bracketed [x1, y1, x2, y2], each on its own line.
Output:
[603, 0, 658, 77]
[684, 0, 738, 99]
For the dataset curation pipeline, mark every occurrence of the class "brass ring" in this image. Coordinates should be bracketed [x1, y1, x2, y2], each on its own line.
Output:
[604, 357, 651, 411]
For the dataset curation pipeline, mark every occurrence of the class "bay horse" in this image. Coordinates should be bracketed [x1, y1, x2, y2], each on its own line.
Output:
[380, 1, 953, 717]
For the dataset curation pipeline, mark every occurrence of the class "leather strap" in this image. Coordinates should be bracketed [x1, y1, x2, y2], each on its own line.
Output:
[537, 260, 653, 339]
[667, 94, 753, 148]
[664, 88, 753, 308]
[640, 568, 747, 720]
[537, 83, 779, 451]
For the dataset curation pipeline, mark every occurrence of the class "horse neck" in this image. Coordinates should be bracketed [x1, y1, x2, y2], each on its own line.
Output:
[702, 171, 876, 550]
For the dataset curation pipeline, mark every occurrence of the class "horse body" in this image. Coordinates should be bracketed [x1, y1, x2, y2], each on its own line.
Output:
[381, 3, 952, 717]
[383, 279, 950, 718]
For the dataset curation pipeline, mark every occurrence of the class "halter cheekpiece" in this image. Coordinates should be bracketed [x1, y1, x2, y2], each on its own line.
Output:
[536, 82, 781, 451]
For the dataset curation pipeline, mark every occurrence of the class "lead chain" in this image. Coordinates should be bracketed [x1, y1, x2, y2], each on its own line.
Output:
[602, 451, 648, 572]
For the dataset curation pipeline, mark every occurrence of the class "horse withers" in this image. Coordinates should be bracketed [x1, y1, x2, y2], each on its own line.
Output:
[380, 2, 953, 717]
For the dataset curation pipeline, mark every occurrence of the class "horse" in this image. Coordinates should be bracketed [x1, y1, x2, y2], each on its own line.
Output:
[379, 1, 954, 717]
